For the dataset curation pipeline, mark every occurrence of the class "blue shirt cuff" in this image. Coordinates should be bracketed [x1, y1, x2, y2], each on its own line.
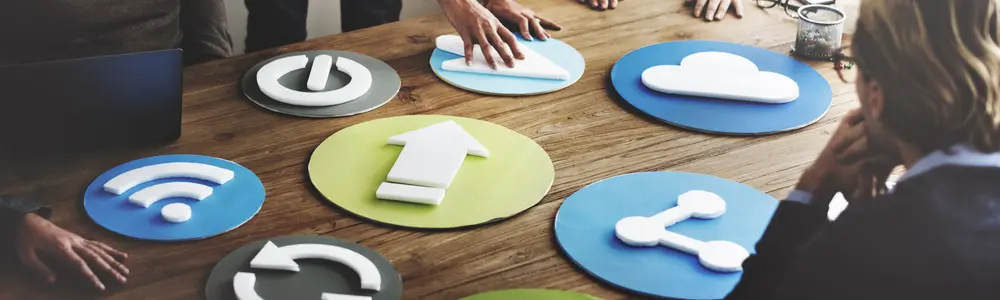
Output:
[785, 189, 814, 205]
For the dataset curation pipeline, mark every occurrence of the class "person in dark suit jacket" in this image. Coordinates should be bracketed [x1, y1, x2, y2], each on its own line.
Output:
[727, 1, 1000, 299]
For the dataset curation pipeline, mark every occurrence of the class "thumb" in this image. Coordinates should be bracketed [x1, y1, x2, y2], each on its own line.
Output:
[20, 249, 56, 284]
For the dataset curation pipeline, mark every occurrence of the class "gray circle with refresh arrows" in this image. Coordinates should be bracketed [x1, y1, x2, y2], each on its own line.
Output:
[205, 235, 403, 300]
[241, 51, 401, 118]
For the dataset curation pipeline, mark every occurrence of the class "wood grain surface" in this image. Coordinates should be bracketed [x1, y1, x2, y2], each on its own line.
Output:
[0, 0, 861, 299]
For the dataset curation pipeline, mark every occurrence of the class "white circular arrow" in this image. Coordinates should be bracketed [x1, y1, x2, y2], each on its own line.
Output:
[257, 55, 373, 107]
[615, 190, 750, 273]
[233, 241, 382, 300]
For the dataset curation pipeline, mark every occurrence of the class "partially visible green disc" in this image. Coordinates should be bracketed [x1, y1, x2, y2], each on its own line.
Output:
[460, 289, 603, 300]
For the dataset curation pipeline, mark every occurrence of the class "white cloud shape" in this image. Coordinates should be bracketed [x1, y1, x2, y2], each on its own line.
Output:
[641, 52, 799, 104]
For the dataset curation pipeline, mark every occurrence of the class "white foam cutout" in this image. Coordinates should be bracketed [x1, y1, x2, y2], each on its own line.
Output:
[435, 35, 570, 80]
[103, 162, 234, 195]
[257, 55, 372, 107]
[387, 120, 489, 157]
[250, 241, 382, 291]
[386, 141, 466, 189]
[161, 203, 192, 223]
[322, 294, 373, 300]
[641, 52, 799, 104]
[307, 55, 334, 91]
[233, 272, 265, 300]
[615, 190, 750, 273]
[375, 182, 446, 205]
[377, 121, 489, 205]
[127, 181, 212, 208]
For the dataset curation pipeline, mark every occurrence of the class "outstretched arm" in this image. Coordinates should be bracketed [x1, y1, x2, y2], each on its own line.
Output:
[438, 0, 525, 69]
[2, 195, 129, 292]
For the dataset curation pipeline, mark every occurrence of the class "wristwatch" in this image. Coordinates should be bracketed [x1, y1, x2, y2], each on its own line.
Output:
[0, 195, 52, 221]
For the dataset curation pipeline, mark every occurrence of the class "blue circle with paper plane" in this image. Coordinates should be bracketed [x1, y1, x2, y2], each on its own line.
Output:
[611, 40, 832, 135]
[430, 37, 585, 96]
[83, 154, 266, 241]
[554, 172, 779, 300]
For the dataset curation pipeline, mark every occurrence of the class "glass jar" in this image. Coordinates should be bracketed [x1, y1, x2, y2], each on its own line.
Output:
[792, 4, 846, 60]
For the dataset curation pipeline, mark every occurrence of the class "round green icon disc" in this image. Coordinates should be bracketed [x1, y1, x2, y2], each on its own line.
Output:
[308, 115, 554, 229]
[460, 289, 603, 300]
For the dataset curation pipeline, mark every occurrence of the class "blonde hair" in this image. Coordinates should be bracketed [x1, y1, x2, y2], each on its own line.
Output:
[853, 0, 1000, 153]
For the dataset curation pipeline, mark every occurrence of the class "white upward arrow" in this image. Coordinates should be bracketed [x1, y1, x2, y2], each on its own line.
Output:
[375, 121, 489, 205]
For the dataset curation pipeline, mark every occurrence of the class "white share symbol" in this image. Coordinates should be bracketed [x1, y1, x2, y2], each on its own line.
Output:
[614, 190, 750, 273]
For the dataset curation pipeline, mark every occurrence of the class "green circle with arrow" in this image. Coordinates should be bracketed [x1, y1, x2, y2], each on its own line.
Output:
[308, 115, 555, 229]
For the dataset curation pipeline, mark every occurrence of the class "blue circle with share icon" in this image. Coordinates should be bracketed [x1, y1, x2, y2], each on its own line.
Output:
[611, 40, 833, 135]
[554, 172, 779, 300]
[84, 154, 266, 241]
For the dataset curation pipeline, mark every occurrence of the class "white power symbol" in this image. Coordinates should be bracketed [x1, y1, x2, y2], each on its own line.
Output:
[256, 55, 373, 107]
[614, 190, 750, 273]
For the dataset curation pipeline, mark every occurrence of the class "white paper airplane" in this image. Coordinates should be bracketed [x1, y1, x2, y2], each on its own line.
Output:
[435, 34, 569, 81]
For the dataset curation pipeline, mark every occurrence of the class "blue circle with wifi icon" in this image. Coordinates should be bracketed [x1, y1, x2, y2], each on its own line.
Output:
[84, 154, 266, 241]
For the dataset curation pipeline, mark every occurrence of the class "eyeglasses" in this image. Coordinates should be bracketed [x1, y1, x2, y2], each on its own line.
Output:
[832, 47, 858, 83]
[755, 0, 803, 18]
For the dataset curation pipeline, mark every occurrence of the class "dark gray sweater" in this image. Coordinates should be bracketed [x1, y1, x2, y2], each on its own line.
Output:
[0, 0, 232, 66]
[728, 166, 1000, 299]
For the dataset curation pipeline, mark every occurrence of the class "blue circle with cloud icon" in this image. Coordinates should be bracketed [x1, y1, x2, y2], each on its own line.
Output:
[84, 154, 266, 241]
[611, 40, 833, 135]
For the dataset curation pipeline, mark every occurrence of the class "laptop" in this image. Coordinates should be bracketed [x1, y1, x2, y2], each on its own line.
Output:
[0, 49, 183, 157]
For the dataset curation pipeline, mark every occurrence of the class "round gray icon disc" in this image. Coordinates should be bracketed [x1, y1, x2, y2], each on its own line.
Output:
[242, 51, 400, 118]
[205, 235, 403, 300]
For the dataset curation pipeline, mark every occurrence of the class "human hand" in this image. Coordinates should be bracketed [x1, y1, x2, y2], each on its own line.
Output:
[439, 0, 524, 69]
[486, 0, 562, 41]
[686, 0, 745, 21]
[14, 213, 129, 291]
[796, 109, 896, 205]
[576, 0, 622, 11]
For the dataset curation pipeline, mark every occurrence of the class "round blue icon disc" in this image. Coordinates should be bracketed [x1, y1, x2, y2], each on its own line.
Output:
[610, 40, 833, 135]
[430, 37, 586, 96]
[554, 172, 779, 299]
[84, 154, 266, 241]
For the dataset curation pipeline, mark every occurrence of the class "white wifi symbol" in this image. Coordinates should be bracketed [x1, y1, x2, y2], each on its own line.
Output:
[103, 162, 235, 223]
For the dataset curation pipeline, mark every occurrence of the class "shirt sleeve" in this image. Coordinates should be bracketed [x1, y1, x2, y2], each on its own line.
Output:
[784, 189, 814, 205]
[0, 195, 51, 239]
[179, 0, 234, 65]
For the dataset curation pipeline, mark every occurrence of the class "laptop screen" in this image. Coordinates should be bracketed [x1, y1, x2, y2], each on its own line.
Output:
[0, 49, 183, 157]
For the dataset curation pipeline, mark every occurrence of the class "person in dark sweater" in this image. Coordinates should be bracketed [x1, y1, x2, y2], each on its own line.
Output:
[0, 0, 236, 291]
[727, 1, 1000, 299]
[0, 0, 233, 66]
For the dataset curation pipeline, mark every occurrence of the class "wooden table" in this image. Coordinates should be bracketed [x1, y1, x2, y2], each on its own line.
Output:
[0, 0, 859, 299]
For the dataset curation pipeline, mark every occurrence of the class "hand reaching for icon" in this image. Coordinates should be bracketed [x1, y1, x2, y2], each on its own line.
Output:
[438, 0, 525, 69]
[486, 0, 562, 41]
[14, 213, 129, 291]
[686, 0, 745, 21]
[577, 0, 623, 11]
